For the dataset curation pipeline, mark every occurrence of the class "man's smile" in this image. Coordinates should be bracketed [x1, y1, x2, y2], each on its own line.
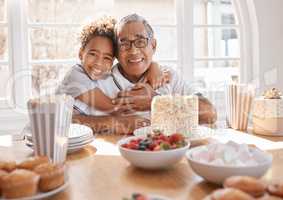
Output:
[128, 58, 144, 64]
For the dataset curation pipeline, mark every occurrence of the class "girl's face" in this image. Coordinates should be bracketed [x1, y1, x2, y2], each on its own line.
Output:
[79, 36, 114, 80]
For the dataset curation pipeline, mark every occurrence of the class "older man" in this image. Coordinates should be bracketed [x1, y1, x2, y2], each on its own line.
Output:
[73, 14, 217, 134]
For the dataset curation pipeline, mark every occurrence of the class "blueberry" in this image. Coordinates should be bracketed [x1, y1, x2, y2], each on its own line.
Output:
[138, 144, 147, 150]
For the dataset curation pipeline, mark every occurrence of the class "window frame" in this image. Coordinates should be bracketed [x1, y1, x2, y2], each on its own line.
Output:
[2, 0, 30, 112]
[175, 0, 258, 124]
[0, 2, 11, 108]
[176, 0, 242, 84]
[175, 0, 259, 85]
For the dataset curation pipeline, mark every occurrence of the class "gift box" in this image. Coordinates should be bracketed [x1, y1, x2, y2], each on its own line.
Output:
[252, 89, 283, 136]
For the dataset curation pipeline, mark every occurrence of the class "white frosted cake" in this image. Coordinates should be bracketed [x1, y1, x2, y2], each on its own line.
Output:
[253, 88, 283, 135]
[151, 95, 198, 136]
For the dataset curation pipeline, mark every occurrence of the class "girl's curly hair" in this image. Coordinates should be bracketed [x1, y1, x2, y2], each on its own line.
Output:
[79, 16, 117, 50]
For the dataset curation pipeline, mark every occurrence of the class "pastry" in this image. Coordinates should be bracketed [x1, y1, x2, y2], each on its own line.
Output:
[203, 188, 255, 200]
[34, 163, 65, 192]
[267, 182, 283, 198]
[0, 169, 8, 196]
[224, 176, 266, 197]
[17, 156, 50, 170]
[0, 161, 17, 172]
[257, 193, 283, 200]
[1, 169, 39, 199]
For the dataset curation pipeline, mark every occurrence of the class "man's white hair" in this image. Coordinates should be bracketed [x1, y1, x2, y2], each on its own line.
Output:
[115, 13, 154, 39]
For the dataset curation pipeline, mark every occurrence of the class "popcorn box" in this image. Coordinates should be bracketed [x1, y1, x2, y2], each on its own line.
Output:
[27, 94, 74, 163]
[253, 97, 283, 136]
[225, 84, 254, 131]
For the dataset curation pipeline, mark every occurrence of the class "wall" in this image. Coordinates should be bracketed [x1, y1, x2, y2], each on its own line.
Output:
[254, 0, 283, 92]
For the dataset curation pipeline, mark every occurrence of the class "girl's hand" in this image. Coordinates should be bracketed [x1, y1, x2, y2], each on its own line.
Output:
[161, 69, 171, 86]
[145, 61, 162, 89]
[145, 62, 172, 89]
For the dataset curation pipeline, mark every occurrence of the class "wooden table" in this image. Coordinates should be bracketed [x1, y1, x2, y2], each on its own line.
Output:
[1, 128, 283, 200]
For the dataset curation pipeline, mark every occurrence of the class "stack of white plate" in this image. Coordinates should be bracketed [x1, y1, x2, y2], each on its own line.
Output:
[24, 124, 94, 153]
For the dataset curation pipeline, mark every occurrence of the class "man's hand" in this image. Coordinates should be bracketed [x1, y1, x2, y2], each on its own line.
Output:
[115, 115, 150, 135]
[198, 95, 217, 124]
[112, 83, 156, 112]
[72, 114, 150, 135]
[109, 104, 135, 116]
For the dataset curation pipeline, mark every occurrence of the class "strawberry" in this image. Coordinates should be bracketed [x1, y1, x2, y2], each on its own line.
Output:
[128, 142, 139, 150]
[136, 195, 148, 200]
[169, 133, 184, 144]
[136, 196, 148, 200]
[153, 145, 161, 151]
[137, 138, 143, 143]
[148, 143, 157, 150]
[158, 134, 167, 141]
[155, 139, 163, 145]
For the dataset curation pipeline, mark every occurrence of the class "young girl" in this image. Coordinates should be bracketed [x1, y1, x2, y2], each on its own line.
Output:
[56, 16, 170, 115]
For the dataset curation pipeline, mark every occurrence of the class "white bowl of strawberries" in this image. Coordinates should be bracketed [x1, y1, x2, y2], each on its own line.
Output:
[118, 132, 190, 169]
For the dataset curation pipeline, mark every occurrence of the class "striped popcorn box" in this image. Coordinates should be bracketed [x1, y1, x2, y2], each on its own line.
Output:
[27, 94, 74, 164]
[225, 84, 254, 131]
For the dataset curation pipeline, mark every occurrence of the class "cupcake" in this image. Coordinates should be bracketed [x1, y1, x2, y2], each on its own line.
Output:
[258, 193, 283, 200]
[17, 156, 50, 170]
[224, 176, 266, 197]
[34, 163, 65, 192]
[204, 188, 255, 200]
[0, 161, 17, 172]
[267, 181, 283, 198]
[0, 169, 8, 196]
[1, 169, 39, 199]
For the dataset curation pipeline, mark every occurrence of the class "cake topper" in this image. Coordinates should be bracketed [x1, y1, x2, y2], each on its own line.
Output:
[263, 88, 282, 99]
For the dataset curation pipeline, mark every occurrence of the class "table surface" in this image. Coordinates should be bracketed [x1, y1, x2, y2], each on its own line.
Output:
[1, 127, 283, 200]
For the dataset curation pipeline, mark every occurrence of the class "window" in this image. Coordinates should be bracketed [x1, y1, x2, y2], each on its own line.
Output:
[192, 0, 240, 124]
[2, 0, 254, 127]
[26, 0, 177, 96]
[0, 0, 10, 108]
[193, 0, 240, 90]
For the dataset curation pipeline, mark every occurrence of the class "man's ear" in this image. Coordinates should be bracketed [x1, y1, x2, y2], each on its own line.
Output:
[151, 38, 157, 53]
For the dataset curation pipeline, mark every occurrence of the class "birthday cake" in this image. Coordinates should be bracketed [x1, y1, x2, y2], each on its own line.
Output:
[151, 95, 198, 136]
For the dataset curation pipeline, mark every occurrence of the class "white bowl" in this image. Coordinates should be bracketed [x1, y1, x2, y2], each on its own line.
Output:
[118, 136, 190, 169]
[186, 145, 273, 185]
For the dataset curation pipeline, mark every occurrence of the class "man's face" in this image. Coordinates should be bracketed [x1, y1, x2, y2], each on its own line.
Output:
[117, 21, 156, 81]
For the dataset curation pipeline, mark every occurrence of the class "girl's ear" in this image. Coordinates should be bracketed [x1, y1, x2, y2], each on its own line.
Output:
[79, 48, 83, 60]
[151, 38, 157, 53]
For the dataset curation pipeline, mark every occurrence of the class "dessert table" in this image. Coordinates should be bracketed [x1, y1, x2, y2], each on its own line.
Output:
[1, 128, 283, 200]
